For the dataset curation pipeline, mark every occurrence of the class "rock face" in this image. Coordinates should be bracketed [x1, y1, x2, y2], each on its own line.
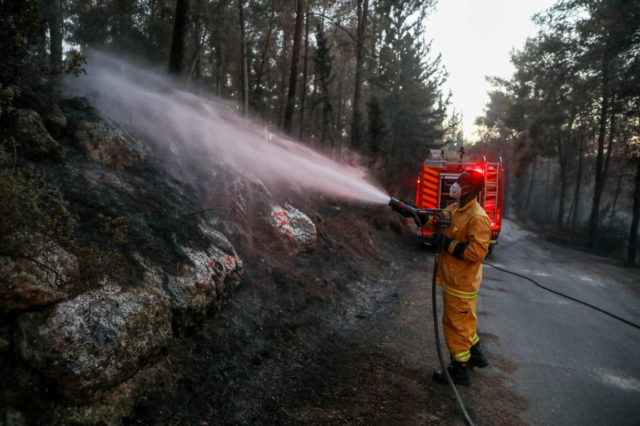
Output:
[72, 115, 147, 171]
[11, 109, 63, 162]
[18, 285, 172, 404]
[166, 227, 243, 315]
[0, 236, 78, 313]
[23, 91, 68, 137]
[268, 203, 317, 255]
[57, 96, 147, 171]
[0, 92, 251, 424]
[136, 224, 244, 329]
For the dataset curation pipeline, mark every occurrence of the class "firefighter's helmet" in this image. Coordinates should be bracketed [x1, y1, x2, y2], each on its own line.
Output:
[459, 170, 484, 193]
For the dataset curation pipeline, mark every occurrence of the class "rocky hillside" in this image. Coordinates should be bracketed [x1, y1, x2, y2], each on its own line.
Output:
[0, 86, 324, 424]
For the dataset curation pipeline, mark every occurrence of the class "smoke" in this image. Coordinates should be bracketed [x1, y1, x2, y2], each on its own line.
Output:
[66, 52, 389, 205]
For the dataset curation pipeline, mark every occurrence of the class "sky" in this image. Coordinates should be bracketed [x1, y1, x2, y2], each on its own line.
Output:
[424, 0, 558, 141]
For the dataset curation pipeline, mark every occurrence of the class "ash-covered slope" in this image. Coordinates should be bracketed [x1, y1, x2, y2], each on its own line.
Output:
[0, 86, 321, 424]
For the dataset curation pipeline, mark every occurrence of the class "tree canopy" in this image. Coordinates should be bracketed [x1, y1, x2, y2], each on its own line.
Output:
[474, 0, 640, 263]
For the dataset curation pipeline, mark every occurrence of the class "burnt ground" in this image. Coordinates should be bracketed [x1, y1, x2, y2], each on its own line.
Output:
[124, 203, 527, 425]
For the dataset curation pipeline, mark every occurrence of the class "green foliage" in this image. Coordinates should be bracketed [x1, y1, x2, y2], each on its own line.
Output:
[371, 3, 449, 183]
[67, 0, 175, 63]
[0, 143, 129, 289]
[58, 0, 456, 176]
[475, 0, 640, 255]
[0, 147, 76, 258]
[0, 85, 20, 116]
[64, 49, 88, 76]
[0, 0, 45, 86]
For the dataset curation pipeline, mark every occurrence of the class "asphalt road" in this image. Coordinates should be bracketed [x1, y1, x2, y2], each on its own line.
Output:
[478, 219, 640, 425]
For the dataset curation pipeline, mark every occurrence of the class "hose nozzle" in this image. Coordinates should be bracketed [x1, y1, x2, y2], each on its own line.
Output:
[388, 197, 449, 229]
[388, 197, 418, 219]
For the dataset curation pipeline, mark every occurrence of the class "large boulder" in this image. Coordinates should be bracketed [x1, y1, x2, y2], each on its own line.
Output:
[20, 91, 68, 138]
[268, 203, 317, 255]
[18, 285, 171, 404]
[0, 235, 78, 313]
[10, 109, 63, 162]
[73, 117, 147, 171]
[154, 225, 243, 324]
[64, 99, 148, 171]
[37, 99, 67, 138]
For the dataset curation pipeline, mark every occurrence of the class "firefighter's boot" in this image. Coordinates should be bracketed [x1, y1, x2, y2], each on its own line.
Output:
[469, 342, 489, 369]
[432, 361, 470, 386]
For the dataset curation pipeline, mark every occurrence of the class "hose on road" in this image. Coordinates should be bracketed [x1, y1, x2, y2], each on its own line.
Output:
[429, 256, 638, 426]
[484, 262, 640, 330]
[432, 249, 475, 426]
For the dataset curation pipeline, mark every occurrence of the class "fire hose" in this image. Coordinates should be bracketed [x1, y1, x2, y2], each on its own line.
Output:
[432, 247, 475, 426]
[389, 197, 640, 426]
[389, 198, 475, 426]
[483, 262, 640, 330]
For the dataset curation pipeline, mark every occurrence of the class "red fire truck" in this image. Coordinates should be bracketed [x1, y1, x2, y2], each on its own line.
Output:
[415, 149, 504, 250]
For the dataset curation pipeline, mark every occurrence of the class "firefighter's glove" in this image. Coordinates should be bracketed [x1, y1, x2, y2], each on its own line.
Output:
[434, 233, 453, 251]
[435, 234, 468, 260]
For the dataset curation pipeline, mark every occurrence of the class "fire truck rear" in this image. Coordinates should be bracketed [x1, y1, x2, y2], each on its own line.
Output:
[415, 149, 504, 250]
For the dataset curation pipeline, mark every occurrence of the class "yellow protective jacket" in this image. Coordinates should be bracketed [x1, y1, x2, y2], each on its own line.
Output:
[423, 199, 491, 299]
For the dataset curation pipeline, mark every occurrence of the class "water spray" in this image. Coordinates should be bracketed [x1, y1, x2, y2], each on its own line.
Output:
[66, 51, 389, 206]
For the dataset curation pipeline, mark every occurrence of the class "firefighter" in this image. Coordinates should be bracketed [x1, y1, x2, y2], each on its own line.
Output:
[426, 170, 491, 386]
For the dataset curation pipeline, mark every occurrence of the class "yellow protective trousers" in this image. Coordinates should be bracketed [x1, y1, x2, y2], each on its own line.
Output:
[442, 291, 479, 362]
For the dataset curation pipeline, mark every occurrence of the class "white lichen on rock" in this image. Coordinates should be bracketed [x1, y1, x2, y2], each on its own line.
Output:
[18, 285, 171, 404]
[269, 203, 317, 254]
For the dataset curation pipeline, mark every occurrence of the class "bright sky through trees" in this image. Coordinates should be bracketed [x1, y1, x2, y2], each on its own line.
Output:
[424, 0, 557, 141]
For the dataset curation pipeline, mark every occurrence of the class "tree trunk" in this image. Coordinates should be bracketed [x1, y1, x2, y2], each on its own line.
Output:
[369, 5, 378, 77]
[556, 114, 574, 228]
[279, 31, 292, 123]
[309, 69, 319, 144]
[571, 131, 585, 229]
[524, 156, 537, 216]
[215, 43, 224, 97]
[169, 0, 190, 74]
[237, 0, 249, 115]
[336, 78, 344, 149]
[186, 13, 207, 89]
[350, 0, 368, 150]
[557, 142, 567, 228]
[545, 158, 553, 223]
[283, 0, 305, 133]
[603, 107, 616, 180]
[606, 173, 623, 224]
[588, 52, 610, 247]
[252, 4, 275, 114]
[315, 21, 333, 147]
[298, 7, 310, 141]
[45, 0, 63, 74]
[628, 159, 640, 265]
[321, 80, 333, 148]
